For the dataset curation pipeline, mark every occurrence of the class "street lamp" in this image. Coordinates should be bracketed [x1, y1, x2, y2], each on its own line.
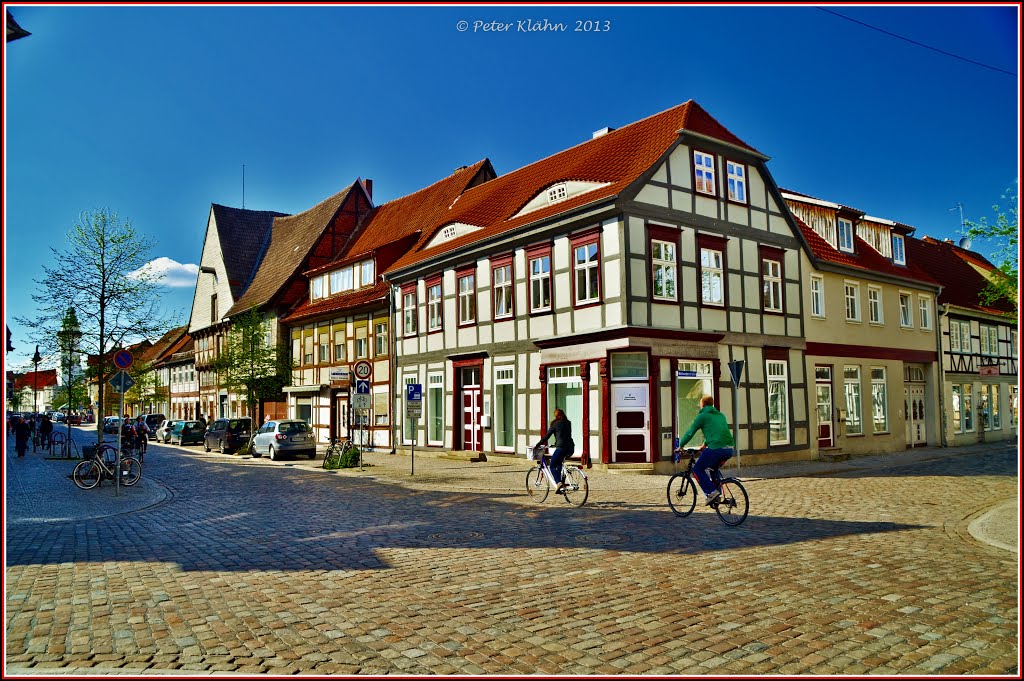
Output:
[31, 345, 41, 452]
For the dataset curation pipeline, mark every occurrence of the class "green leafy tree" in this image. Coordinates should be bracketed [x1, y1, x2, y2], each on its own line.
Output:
[965, 185, 1018, 313]
[16, 209, 175, 444]
[210, 309, 292, 422]
[126, 360, 161, 413]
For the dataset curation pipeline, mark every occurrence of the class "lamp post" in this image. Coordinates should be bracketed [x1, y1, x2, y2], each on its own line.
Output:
[31, 346, 41, 451]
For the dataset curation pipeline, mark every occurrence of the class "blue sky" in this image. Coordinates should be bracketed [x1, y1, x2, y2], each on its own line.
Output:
[4, 3, 1019, 372]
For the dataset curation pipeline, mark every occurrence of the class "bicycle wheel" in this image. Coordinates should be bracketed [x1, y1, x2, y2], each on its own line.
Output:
[666, 472, 697, 517]
[561, 467, 589, 507]
[714, 478, 749, 526]
[72, 460, 101, 490]
[119, 457, 142, 486]
[526, 466, 550, 502]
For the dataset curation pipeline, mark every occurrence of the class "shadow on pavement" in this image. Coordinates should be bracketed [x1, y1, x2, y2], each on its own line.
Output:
[6, 452, 923, 573]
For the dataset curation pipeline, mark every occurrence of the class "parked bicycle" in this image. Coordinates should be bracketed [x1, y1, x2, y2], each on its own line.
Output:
[667, 447, 748, 526]
[322, 438, 356, 469]
[71, 445, 142, 490]
[525, 444, 589, 507]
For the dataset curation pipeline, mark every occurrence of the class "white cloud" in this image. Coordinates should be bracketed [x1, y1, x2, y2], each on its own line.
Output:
[127, 257, 199, 288]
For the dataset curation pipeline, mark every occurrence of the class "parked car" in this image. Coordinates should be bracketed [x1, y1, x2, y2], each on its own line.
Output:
[67, 413, 83, 426]
[203, 417, 252, 454]
[141, 413, 165, 439]
[53, 411, 66, 423]
[252, 419, 315, 460]
[155, 419, 180, 443]
[169, 420, 204, 446]
[102, 416, 121, 434]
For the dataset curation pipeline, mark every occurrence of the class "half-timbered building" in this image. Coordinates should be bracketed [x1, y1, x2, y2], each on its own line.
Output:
[908, 236, 1018, 445]
[384, 101, 813, 469]
[783, 191, 942, 456]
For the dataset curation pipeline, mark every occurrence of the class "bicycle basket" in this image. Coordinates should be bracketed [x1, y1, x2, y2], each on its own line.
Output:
[527, 444, 545, 460]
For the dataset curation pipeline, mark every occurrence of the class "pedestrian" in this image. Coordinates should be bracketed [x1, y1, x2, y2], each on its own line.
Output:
[39, 414, 53, 452]
[536, 407, 575, 494]
[675, 394, 735, 505]
[14, 416, 30, 457]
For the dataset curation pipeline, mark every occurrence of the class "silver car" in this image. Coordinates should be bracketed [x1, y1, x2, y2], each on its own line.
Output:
[155, 419, 180, 443]
[252, 419, 315, 461]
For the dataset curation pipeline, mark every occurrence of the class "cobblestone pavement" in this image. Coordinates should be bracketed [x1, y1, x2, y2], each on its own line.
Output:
[5, 430, 1019, 676]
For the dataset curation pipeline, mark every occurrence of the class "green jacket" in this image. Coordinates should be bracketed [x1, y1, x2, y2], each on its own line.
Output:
[679, 405, 734, 449]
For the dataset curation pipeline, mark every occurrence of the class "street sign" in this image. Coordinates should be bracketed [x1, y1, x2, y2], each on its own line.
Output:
[108, 370, 135, 394]
[353, 360, 372, 381]
[352, 379, 372, 409]
[406, 383, 422, 419]
[329, 367, 351, 385]
[727, 360, 745, 387]
[113, 349, 134, 370]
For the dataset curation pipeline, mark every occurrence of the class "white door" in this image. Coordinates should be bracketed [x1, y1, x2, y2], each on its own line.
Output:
[611, 383, 648, 463]
[904, 384, 927, 446]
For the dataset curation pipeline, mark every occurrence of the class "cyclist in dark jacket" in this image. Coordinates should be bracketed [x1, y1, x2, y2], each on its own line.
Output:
[538, 408, 575, 494]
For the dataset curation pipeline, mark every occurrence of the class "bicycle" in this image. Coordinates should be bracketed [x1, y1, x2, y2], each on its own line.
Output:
[525, 444, 589, 507]
[322, 438, 354, 469]
[71, 444, 142, 490]
[667, 447, 748, 526]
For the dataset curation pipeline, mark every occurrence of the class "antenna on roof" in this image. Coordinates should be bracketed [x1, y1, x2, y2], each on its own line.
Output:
[949, 202, 971, 249]
[242, 164, 246, 209]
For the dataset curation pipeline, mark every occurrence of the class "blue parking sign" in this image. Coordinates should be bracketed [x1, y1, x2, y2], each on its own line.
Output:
[406, 383, 422, 402]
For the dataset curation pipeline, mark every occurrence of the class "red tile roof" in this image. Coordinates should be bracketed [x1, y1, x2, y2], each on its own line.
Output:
[908, 237, 1015, 315]
[14, 369, 58, 391]
[386, 100, 761, 274]
[227, 184, 360, 317]
[792, 216, 939, 287]
[283, 281, 391, 324]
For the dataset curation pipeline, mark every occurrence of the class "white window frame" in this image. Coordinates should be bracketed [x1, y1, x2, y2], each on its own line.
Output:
[458, 273, 476, 324]
[427, 373, 445, 446]
[870, 367, 888, 433]
[918, 296, 932, 330]
[980, 325, 998, 356]
[493, 264, 513, 319]
[867, 286, 883, 324]
[427, 282, 443, 331]
[529, 255, 551, 313]
[700, 248, 724, 306]
[574, 242, 601, 305]
[361, 260, 374, 287]
[493, 367, 515, 452]
[355, 327, 368, 359]
[844, 366, 863, 436]
[837, 218, 854, 253]
[767, 360, 789, 445]
[334, 330, 346, 361]
[892, 234, 906, 265]
[318, 334, 330, 363]
[810, 275, 825, 318]
[899, 292, 913, 328]
[547, 183, 567, 204]
[651, 239, 677, 301]
[693, 151, 716, 195]
[762, 258, 783, 312]
[374, 322, 387, 357]
[402, 291, 417, 336]
[311, 277, 324, 300]
[726, 160, 746, 203]
[844, 281, 861, 322]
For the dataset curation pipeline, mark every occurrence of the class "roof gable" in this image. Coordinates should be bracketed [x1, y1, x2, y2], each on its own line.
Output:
[210, 204, 290, 299]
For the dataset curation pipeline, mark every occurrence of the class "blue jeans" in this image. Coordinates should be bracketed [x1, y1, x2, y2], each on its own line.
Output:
[694, 447, 733, 495]
[549, 446, 573, 484]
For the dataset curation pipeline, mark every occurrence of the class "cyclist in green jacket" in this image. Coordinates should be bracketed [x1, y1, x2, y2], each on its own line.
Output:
[676, 395, 734, 505]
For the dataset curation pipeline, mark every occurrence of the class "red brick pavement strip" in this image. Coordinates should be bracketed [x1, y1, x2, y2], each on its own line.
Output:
[5, 435, 1019, 675]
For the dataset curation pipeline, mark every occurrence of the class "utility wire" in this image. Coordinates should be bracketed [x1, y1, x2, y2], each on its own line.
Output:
[819, 7, 1017, 77]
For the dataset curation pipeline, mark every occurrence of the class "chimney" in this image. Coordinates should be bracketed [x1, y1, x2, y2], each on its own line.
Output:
[592, 126, 615, 139]
[364, 179, 372, 200]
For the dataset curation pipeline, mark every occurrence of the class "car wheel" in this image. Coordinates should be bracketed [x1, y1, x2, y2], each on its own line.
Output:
[308, 450, 316, 459]
[269, 445, 278, 461]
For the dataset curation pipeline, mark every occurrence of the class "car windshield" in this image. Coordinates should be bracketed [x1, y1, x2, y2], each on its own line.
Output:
[228, 420, 248, 433]
[279, 422, 308, 434]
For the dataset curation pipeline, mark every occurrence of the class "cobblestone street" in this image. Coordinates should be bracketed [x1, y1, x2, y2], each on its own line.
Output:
[5, 431, 1019, 675]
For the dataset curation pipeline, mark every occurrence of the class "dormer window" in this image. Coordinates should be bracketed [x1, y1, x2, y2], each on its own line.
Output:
[547, 183, 567, 204]
[442, 225, 457, 241]
[837, 218, 854, 253]
[892, 234, 906, 265]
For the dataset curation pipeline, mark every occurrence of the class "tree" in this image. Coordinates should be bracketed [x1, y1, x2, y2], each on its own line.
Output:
[16, 209, 175, 444]
[126, 360, 160, 413]
[210, 308, 292, 422]
[965, 185, 1018, 313]
[54, 307, 87, 417]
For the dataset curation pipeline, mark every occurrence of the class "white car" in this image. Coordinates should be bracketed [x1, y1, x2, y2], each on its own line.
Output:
[155, 419, 180, 443]
[252, 419, 315, 461]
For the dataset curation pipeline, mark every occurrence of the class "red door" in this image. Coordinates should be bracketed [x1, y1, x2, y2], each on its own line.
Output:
[461, 367, 482, 452]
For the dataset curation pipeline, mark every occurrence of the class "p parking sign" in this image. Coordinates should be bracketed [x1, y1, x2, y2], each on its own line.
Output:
[405, 383, 422, 419]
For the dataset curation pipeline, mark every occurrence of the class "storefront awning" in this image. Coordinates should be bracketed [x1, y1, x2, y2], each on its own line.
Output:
[282, 384, 328, 394]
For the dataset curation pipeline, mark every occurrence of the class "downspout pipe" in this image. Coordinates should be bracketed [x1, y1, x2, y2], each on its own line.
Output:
[937, 297, 949, 447]
[388, 278, 397, 454]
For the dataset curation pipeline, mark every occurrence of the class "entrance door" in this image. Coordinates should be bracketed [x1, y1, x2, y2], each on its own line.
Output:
[334, 396, 349, 440]
[611, 383, 648, 463]
[460, 367, 482, 452]
[815, 366, 834, 448]
[904, 384, 927, 446]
